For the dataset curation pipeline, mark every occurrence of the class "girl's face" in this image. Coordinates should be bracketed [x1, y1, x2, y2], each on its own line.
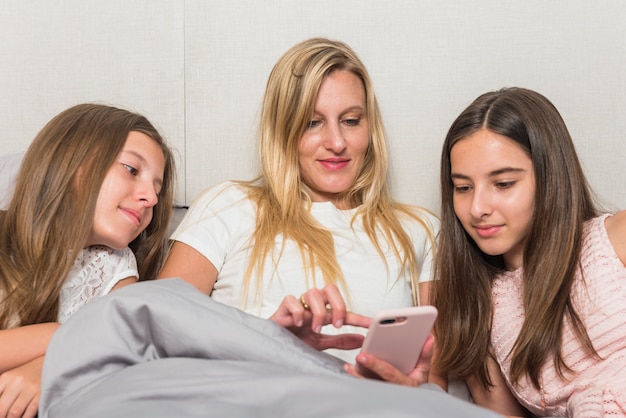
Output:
[450, 128, 535, 270]
[87, 131, 165, 249]
[298, 69, 370, 209]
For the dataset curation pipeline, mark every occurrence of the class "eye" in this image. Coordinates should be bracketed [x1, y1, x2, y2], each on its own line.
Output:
[307, 119, 322, 129]
[452, 184, 471, 193]
[343, 117, 361, 126]
[123, 164, 138, 176]
[496, 181, 515, 189]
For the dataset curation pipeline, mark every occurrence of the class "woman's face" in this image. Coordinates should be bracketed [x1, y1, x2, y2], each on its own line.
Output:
[450, 128, 535, 270]
[298, 69, 369, 209]
[87, 131, 165, 249]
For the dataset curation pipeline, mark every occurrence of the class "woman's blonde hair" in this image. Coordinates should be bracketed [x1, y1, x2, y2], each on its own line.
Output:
[238, 37, 434, 306]
[0, 103, 175, 328]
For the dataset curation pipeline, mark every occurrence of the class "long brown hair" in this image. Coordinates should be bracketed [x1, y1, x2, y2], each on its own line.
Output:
[432, 87, 599, 389]
[238, 37, 435, 307]
[0, 103, 175, 328]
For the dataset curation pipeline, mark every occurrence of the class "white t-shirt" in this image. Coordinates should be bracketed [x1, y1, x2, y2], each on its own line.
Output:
[58, 245, 137, 323]
[172, 181, 438, 362]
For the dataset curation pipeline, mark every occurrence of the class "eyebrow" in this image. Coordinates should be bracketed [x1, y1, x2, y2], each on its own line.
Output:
[343, 105, 366, 112]
[451, 167, 527, 180]
[122, 149, 164, 187]
[312, 105, 366, 115]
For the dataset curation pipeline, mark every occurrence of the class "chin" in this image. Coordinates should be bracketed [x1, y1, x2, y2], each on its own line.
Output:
[474, 243, 506, 258]
[101, 239, 133, 250]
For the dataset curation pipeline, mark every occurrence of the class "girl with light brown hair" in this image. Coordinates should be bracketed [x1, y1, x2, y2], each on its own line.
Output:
[0, 103, 175, 417]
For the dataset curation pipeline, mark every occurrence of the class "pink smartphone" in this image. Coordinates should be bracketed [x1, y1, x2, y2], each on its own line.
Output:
[358, 306, 438, 376]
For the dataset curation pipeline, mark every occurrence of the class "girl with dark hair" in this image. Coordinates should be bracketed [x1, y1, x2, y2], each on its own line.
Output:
[431, 87, 626, 416]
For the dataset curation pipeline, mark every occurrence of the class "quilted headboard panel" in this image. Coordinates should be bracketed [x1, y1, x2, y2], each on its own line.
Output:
[1, 2, 625, 213]
[0, 152, 23, 210]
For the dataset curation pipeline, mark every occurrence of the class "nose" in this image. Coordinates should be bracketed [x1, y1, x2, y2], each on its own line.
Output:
[469, 186, 492, 219]
[324, 122, 347, 153]
[138, 182, 159, 208]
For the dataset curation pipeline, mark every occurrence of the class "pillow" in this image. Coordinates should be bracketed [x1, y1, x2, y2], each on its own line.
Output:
[0, 152, 25, 209]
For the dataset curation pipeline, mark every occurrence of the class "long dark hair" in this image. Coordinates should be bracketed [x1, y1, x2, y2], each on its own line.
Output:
[432, 87, 599, 389]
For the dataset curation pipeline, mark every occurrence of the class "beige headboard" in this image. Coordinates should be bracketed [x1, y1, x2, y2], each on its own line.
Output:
[1, 1, 624, 213]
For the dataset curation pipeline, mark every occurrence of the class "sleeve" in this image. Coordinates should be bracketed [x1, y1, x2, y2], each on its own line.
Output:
[58, 246, 137, 323]
[170, 181, 252, 272]
[567, 383, 626, 417]
[411, 211, 440, 284]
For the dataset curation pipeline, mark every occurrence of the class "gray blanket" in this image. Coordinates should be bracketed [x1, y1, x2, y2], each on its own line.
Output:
[40, 279, 498, 418]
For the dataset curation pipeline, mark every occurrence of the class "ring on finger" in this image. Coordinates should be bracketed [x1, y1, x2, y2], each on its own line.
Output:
[299, 294, 310, 310]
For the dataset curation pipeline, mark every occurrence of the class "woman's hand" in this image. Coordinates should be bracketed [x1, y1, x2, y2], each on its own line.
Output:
[270, 284, 371, 351]
[343, 334, 434, 387]
[0, 356, 43, 418]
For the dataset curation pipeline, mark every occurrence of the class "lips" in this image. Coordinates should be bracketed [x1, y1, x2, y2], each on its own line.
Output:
[318, 158, 350, 170]
[473, 224, 502, 238]
[120, 207, 142, 227]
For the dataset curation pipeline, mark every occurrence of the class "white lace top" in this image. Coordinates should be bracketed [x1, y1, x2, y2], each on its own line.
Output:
[58, 246, 137, 323]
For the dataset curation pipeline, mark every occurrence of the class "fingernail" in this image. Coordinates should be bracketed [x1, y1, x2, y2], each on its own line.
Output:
[335, 319, 343, 327]
[296, 320, 303, 327]
[315, 325, 321, 333]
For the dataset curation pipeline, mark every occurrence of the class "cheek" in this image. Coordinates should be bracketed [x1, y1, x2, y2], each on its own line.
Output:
[143, 209, 155, 229]
[356, 145, 369, 162]
[353, 131, 370, 155]
[298, 133, 316, 158]
[348, 137, 370, 174]
[510, 188, 535, 221]
[297, 140, 317, 174]
[297, 159, 311, 182]
[451, 195, 465, 218]
[517, 201, 535, 232]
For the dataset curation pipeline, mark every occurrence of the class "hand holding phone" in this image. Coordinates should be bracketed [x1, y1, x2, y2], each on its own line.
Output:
[358, 306, 437, 376]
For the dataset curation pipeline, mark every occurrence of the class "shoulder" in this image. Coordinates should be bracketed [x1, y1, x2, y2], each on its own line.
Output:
[604, 210, 626, 265]
[60, 246, 137, 323]
[605, 210, 626, 231]
[172, 181, 256, 238]
[189, 181, 250, 211]
[66, 246, 137, 290]
[397, 205, 440, 238]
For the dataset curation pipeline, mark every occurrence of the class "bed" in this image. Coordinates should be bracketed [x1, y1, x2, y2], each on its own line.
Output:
[39, 278, 497, 418]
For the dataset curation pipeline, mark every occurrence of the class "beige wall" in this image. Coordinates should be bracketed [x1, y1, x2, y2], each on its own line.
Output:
[1, 0, 625, 213]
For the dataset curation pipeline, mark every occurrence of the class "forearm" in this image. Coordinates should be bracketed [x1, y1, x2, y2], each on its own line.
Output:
[418, 281, 430, 306]
[466, 365, 528, 417]
[0, 322, 59, 372]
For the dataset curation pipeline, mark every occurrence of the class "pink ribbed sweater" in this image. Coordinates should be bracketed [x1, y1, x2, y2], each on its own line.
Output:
[491, 214, 626, 417]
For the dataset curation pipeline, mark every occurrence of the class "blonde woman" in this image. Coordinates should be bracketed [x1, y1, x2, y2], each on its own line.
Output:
[160, 38, 437, 381]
